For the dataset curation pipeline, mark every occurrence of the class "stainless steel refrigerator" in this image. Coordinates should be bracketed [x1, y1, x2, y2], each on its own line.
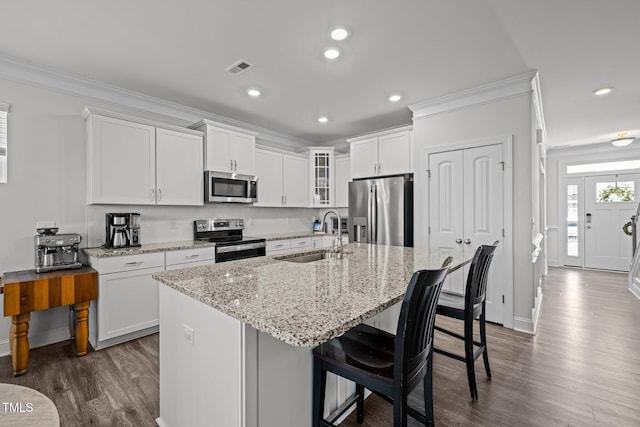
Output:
[348, 174, 413, 246]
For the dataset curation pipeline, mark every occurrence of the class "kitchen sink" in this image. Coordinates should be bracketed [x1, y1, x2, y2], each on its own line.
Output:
[277, 251, 346, 263]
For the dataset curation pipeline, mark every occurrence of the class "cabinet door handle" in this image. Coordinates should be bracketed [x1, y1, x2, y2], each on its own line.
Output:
[124, 261, 143, 266]
[464, 238, 471, 245]
[150, 188, 155, 201]
[157, 188, 162, 201]
[230, 160, 234, 171]
[374, 163, 377, 175]
[185, 254, 200, 259]
[378, 163, 382, 174]
[234, 160, 237, 171]
[285, 195, 287, 205]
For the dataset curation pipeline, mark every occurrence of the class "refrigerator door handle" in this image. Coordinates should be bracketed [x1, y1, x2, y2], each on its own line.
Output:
[372, 184, 378, 244]
[368, 184, 373, 243]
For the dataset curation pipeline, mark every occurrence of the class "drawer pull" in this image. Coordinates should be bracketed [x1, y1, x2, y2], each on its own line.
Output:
[124, 261, 143, 266]
[185, 254, 200, 259]
[275, 244, 284, 248]
[298, 242, 306, 245]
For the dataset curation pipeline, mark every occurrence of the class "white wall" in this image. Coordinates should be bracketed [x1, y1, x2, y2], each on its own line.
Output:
[412, 93, 535, 329]
[546, 142, 640, 266]
[0, 77, 332, 356]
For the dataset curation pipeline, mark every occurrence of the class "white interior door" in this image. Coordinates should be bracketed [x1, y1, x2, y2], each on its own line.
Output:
[428, 144, 504, 324]
[584, 174, 639, 271]
[463, 145, 504, 323]
[428, 150, 464, 294]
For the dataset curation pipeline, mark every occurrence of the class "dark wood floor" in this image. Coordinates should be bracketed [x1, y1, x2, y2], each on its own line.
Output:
[1, 267, 639, 426]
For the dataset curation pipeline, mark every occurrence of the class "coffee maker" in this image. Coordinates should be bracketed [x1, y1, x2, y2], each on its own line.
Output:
[34, 228, 83, 273]
[105, 213, 141, 248]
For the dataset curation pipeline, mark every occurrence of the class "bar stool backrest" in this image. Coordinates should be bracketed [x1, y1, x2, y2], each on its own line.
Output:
[465, 241, 499, 309]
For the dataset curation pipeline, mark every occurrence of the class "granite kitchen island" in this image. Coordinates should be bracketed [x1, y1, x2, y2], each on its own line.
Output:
[153, 242, 472, 427]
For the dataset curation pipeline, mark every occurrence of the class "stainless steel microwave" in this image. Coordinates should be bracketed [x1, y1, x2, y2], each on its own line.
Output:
[204, 171, 258, 203]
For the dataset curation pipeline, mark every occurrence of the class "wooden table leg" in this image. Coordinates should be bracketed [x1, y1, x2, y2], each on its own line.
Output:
[75, 301, 90, 356]
[11, 313, 30, 376]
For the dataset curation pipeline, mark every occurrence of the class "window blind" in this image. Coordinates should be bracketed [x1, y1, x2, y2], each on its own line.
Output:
[0, 102, 8, 183]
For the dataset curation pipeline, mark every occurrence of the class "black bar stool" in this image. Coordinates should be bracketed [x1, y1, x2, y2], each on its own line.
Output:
[312, 257, 453, 427]
[434, 241, 499, 401]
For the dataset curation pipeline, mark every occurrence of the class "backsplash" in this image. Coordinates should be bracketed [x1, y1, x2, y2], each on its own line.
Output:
[86, 204, 347, 248]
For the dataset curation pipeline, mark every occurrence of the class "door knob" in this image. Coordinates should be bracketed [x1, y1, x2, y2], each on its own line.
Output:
[464, 238, 471, 245]
[455, 238, 463, 244]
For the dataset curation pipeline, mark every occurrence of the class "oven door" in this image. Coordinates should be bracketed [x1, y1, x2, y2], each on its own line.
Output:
[216, 242, 266, 262]
[205, 171, 257, 203]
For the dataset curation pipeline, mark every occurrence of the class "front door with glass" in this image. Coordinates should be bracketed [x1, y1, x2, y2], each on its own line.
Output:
[583, 174, 639, 271]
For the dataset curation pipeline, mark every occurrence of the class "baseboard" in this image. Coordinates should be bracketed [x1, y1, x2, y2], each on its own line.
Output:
[0, 326, 71, 357]
[513, 317, 535, 334]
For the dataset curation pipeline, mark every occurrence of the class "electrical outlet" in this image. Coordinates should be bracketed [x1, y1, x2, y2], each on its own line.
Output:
[183, 324, 194, 346]
[170, 219, 178, 229]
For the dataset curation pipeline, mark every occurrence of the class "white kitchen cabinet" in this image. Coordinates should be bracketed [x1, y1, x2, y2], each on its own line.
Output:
[348, 127, 412, 179]
[156, 128, 204, 206]
[86, 114, 156, 205]
[290, 237, 312, 251]
[84, 108, 204, 206]
[305, 148, 335, 207]
[88, 252, 165, 350]
[190, 119, 257, 175]
[255, 148, 308, 207]
[312, 236, 324, 249]
[165, 247, 216, 270]
[266, 239, 291, 255]
[335, 154, 350, 207]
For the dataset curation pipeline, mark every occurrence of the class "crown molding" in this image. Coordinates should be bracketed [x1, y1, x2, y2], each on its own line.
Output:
[0, 54, 311, 150]
[346, 124, 413, 143]
[409, 71, 537, 119]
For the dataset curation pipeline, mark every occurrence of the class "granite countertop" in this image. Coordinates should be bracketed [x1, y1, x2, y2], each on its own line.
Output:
[255, 231, 348, 241]
[153, 242, 473, 348]
[83, 240, 215, 258]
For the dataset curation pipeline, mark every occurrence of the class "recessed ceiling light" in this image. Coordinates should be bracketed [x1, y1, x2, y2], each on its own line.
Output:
[318, 116, 329, 124]
[389, 94, 402, 102]
[324, 48, 341, 60]
[593, 87, 613, 96]
[330, 26, 350, 41]
[247, 88, 261, 97]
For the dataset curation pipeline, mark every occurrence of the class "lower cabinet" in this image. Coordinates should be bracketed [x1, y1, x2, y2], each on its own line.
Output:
[88, 247, 215, 350]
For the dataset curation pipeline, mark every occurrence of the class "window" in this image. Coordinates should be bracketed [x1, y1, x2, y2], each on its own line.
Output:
[567, 184, 578, 256]
[0, 101, 8, 183]
[596, 181, 635, 203]
[567, 160, 640, 174]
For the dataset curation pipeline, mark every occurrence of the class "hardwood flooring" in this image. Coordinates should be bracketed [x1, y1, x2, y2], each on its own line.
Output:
[0, 333, 159, 426]
[1, 267, 639, 426]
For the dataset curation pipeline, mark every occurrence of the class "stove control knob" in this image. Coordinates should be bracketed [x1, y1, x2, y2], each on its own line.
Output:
[236, 221, 243, 227]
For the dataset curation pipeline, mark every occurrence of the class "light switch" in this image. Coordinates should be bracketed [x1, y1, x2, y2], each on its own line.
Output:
[183, 324, 194, 346]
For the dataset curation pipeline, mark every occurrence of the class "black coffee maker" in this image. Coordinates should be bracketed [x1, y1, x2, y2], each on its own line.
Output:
[105, 213, 141, 248]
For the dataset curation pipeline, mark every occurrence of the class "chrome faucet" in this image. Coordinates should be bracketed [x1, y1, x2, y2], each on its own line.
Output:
[320, 209, 343, 253]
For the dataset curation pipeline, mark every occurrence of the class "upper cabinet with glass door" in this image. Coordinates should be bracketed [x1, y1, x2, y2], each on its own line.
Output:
[303, 148, 335, 207]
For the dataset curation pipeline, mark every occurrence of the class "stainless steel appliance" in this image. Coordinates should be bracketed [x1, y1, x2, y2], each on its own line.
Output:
[105, 213, 141, 248]
[348, 174, 413, 246]
[194, 218, 266, 262]
[34, 229, 83, 273]
[205, 171, 258, 203]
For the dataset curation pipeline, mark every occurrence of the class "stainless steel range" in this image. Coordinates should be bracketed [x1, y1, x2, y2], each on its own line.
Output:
[194, 219, 266, 263]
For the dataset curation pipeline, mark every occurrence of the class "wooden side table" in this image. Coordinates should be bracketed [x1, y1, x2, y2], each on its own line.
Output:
[1, 266, 98, 376]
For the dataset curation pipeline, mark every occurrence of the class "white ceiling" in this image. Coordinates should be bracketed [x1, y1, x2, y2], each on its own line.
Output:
[0, 0, 638, 148]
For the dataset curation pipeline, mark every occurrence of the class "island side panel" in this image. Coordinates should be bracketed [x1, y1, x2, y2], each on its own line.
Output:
[158, 284, 246, 427]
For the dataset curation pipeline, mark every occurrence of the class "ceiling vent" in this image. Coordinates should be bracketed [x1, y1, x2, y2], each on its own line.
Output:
[225, 60, 255, 76]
